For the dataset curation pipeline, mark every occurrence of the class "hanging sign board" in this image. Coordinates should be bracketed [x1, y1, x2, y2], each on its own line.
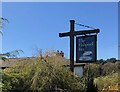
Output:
[76, 35, 97, 63]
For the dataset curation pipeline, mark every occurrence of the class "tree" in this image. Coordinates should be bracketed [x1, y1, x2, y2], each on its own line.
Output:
[0, 18, 23, 60]
[0, 50, 24, 60]
[0, 17, 8, 28]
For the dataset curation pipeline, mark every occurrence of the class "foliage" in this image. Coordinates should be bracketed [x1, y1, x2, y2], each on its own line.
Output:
[0, 17, 8, 28]
[0, 69, 13, 92]
[1, 53, 120, 92]
[0, 18, 23, 60]
[83, 59, 119, 92]
[83, 63, 102, 78]
[0, 50, 24, 60]
[83, 60, 120, 78]
[105, 58, 117, 63]
[94, 73, 119, 92]
[81, 73, 98, 92]
[2, 57, 84, 92]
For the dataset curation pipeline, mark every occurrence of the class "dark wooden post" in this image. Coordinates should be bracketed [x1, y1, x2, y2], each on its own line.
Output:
[70, 20, 75, 72]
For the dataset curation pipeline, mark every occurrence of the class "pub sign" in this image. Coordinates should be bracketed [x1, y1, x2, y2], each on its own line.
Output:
[76, 35, 97, 63]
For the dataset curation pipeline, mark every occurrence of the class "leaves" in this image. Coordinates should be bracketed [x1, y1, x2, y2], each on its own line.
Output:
[94, 73, 119, 91]
[2, 57, 84, 92]
[0, 50, 24, 60]
[0, 17, 8, 28]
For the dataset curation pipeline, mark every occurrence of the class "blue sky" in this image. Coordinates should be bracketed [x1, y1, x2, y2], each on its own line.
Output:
[2, 2, 118, 60]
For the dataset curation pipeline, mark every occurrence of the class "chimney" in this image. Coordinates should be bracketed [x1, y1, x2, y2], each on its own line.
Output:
[60, 51, 64, 57]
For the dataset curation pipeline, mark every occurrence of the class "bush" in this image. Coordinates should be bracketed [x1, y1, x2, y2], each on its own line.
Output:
[83, 61, 120, 78]
[2, 57, 84, 92]
[83, 63, 102, 78]
[94, 73, 119, 92]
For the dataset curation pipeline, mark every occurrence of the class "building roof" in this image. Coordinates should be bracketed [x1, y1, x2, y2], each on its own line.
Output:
[0, 57, 86, 69]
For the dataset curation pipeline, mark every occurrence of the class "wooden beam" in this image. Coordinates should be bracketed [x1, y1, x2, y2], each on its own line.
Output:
[74, 29, 100, 36]
[59, 32, 70, 37]
[59, 29, 100, 37]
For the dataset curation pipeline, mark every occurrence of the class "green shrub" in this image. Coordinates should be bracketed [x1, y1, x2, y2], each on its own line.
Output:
[94, 73, 119, 92]
[2, 58, 84, 92]
[83, 61, 120, 78]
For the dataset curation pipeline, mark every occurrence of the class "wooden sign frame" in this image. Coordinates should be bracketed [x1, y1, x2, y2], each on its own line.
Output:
[76, 35, 97, 63]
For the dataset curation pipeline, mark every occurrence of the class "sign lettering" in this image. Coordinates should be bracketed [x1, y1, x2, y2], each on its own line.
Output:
[76, 35, 97, 63]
